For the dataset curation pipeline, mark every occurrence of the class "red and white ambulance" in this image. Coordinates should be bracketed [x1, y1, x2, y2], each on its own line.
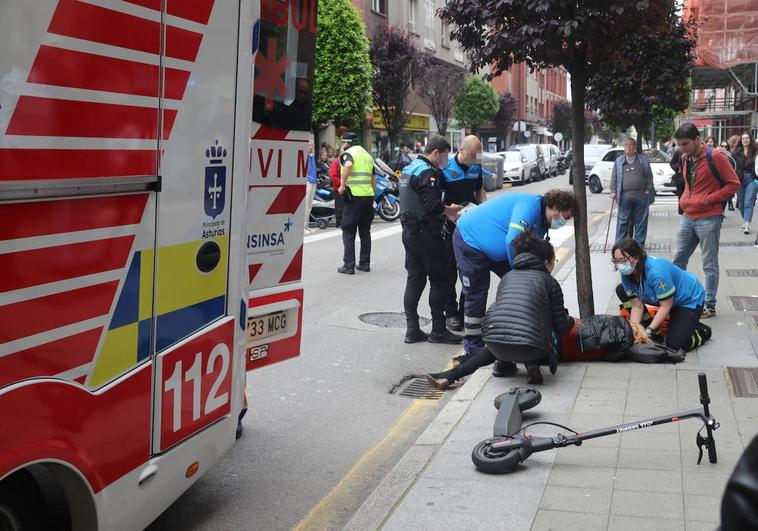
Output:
[0, 1, 314, 528]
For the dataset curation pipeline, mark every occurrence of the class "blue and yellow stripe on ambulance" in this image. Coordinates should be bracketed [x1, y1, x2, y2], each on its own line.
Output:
[89, 248, 154, 387]
[88, 237, 227, 386]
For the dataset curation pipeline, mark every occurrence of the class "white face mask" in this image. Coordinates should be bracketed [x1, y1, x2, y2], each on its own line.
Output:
[551, 217, 567, 229]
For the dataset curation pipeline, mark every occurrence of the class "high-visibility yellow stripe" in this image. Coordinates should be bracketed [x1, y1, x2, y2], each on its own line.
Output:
[155, 237, 228, 316]
[509, 222, 525, 231]
[657, 287, 676, 299]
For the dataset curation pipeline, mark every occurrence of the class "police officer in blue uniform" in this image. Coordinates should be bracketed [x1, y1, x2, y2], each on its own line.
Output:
[453, 189, 578, 372]
[441, 135, 489, 331]
[401, 136, 464, 344]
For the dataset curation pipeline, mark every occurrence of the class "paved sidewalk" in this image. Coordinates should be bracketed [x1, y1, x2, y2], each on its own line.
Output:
[347, 198, 758, 531]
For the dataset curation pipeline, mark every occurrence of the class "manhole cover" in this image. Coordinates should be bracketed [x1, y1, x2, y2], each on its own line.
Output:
[590, 241, 670, 252]
[727, 367, 758, 397]
[727, 269, 758, 277]
[721, 241, 753, 247]
[358, 312, 430, 328]
[730, 296, 758, 312]
[392, 377, 445, 400]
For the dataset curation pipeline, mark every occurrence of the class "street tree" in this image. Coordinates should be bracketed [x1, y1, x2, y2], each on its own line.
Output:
[312, 0, 372, 130]
[453, 75, 499, 134]
[550, 100, 572, 142]
[494, 92, 518, 145]
[419, 62, 464, 136]
[370, 25, 427, 149]
[586, 7, 694, 152]
[440, 0, 679, 317]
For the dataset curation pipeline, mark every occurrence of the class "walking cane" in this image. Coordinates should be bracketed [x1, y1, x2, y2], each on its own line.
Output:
[603, 198, 615, 253]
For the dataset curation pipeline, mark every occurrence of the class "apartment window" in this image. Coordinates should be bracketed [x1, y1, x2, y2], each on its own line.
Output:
[409, 0, 417, 31]
[441, 22, 449, 48]
[424, 0, 434, 36]
[372, 0, 386, 15]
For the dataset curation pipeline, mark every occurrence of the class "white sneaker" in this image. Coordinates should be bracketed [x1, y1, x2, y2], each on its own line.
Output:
[744, 224, 751, 235]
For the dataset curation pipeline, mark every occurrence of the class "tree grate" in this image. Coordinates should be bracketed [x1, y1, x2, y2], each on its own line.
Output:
[721, 241, 753, 247]
[590, 241, 670, 253]
[727, 269, 758, 277]
[358, 312, 430, 328]
[730, 296, 758, 311]
[392, 377, 445, 400]
[726, 367, 758, 398]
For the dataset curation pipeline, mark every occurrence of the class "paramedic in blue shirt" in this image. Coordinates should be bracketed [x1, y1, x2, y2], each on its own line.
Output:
[441, 135, 489, 332]
[453, 189, 578, 360]
[612, 238, 706, 352]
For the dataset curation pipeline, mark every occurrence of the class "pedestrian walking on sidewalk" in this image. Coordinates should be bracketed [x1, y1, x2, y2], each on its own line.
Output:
[453, 189, 578, 364]
[610, 136, 655, 246]
[337, 132, 375, 274]
[441, 134, 489, 332]
[304, 139, 317, 231]
[672, 124, 740, 318]
[426, 231, 578, 388]
[400, 136, 463, 344]
[732, 132, 758, 234]
[613, 238, 708, 351]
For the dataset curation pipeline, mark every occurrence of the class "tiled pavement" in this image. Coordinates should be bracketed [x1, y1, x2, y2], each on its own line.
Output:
[346, 197, 758, 531]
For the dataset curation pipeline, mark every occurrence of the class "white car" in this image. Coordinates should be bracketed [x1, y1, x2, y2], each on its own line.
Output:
[497, 150, 535, 184]
[588, 148, 676, 195]
[540, 144, 561, 177]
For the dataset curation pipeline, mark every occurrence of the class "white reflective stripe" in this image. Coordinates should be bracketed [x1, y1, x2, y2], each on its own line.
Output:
[464, 327, 481, 336]
[350, 171, 372, 176]
[463, 316, 483, 324]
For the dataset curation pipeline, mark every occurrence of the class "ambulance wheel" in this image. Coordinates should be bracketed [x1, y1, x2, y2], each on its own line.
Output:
[493, 387, 541, 412]
[0, 470, 46, 531]
[471, 438, 522, 474]
[317, 219, 328, 230]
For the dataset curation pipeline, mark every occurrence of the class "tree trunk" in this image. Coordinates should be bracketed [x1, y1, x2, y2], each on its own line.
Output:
[570, 74, 595, 318]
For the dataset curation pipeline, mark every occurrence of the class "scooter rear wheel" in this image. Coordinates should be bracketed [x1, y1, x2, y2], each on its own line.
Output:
[494, 387, 542, 412]
[471, 437, 523, 474]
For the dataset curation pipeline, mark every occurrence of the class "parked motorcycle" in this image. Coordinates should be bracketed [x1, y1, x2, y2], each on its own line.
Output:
[309, 174, 335, 229]
[374, 159, 400, 222]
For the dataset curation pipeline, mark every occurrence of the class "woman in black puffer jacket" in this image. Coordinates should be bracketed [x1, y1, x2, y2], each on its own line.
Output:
[427, 232, 577, 387]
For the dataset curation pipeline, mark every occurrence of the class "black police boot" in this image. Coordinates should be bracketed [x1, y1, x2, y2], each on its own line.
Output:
[445, 313, 463, 332]
[429, 318, 462, 344]
[492, 359, 518, 377]
[404, 318, 428, 344]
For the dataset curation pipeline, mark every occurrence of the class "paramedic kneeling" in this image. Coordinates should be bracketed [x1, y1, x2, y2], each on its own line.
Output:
[612, 238, 705, 352]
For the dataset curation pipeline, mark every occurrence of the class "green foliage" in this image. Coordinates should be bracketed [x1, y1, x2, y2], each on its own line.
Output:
[453, 76, 499, 133]
[312, 0, 372, 128]
[550, 100, 572, 140]
[419, 63, 465, 136]
[653, 106, 681, 144]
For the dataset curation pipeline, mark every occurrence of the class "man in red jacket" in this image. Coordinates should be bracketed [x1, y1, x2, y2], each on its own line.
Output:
[672, 123, 740, 318]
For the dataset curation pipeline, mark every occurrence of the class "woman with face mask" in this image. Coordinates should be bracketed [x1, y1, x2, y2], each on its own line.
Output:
[426, 231, 579, 388]
[612, 238, 706, 352]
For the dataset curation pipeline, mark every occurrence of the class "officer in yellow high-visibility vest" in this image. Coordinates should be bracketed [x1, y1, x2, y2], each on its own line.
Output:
[337, 132, 376, 274]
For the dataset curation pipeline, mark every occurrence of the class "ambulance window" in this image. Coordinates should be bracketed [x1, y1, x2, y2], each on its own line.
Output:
[252, 0, 316, 132]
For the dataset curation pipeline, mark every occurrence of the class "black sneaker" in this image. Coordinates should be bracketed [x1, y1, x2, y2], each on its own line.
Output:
[492, 360, 518, 377]
[337, 266, 355, 275]
[356, 265, 370, 272]
[404, 329, 428, 344]
[445, 315, 463, 331]
[526, 365, 544, 384]
[429, 330, 462, 344]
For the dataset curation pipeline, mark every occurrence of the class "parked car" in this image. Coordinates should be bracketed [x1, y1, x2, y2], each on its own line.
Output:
[540, 144, 562, 177]
[496, 150, 535, 185]
[510, 144, 547, 180]
[569, 144, 612, 185]
[587, 148, 676, 195]
[481, 152, 503, 192]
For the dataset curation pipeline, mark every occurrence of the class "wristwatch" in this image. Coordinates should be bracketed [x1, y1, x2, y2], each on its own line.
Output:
[644, 327, 654, 337]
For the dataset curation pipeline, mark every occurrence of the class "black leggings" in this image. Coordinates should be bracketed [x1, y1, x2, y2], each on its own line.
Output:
[666, 305, 703, 352]
[438, 348, 496, 382]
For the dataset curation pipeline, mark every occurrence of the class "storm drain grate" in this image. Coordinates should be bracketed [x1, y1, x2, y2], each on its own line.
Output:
[392, 377, 445, 400]
[727, 269, 758, 277]
[730, 296, 758, 312]
[359, 312, 430, 328]
[726, 367, 758, 398]
[649, 211, 670, 217]
[721, 241, 753, 247]
[590, 241, 670, 253]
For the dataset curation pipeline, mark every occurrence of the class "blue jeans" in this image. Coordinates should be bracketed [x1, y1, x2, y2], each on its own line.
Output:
[615, 191, 651, 245]
[742, 179, 758, 223]
[673, 215, 722, 308]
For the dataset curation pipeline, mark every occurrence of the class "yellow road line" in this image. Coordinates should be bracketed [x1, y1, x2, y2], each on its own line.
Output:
[555, 247, 570, 263]
[294, 398, 437, 531]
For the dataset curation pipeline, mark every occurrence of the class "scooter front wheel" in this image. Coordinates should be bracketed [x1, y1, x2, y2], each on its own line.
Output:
[471, 437, 523, 474]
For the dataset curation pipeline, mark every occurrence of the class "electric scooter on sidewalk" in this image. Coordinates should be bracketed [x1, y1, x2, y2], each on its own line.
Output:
[473, 372, 719, 474]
